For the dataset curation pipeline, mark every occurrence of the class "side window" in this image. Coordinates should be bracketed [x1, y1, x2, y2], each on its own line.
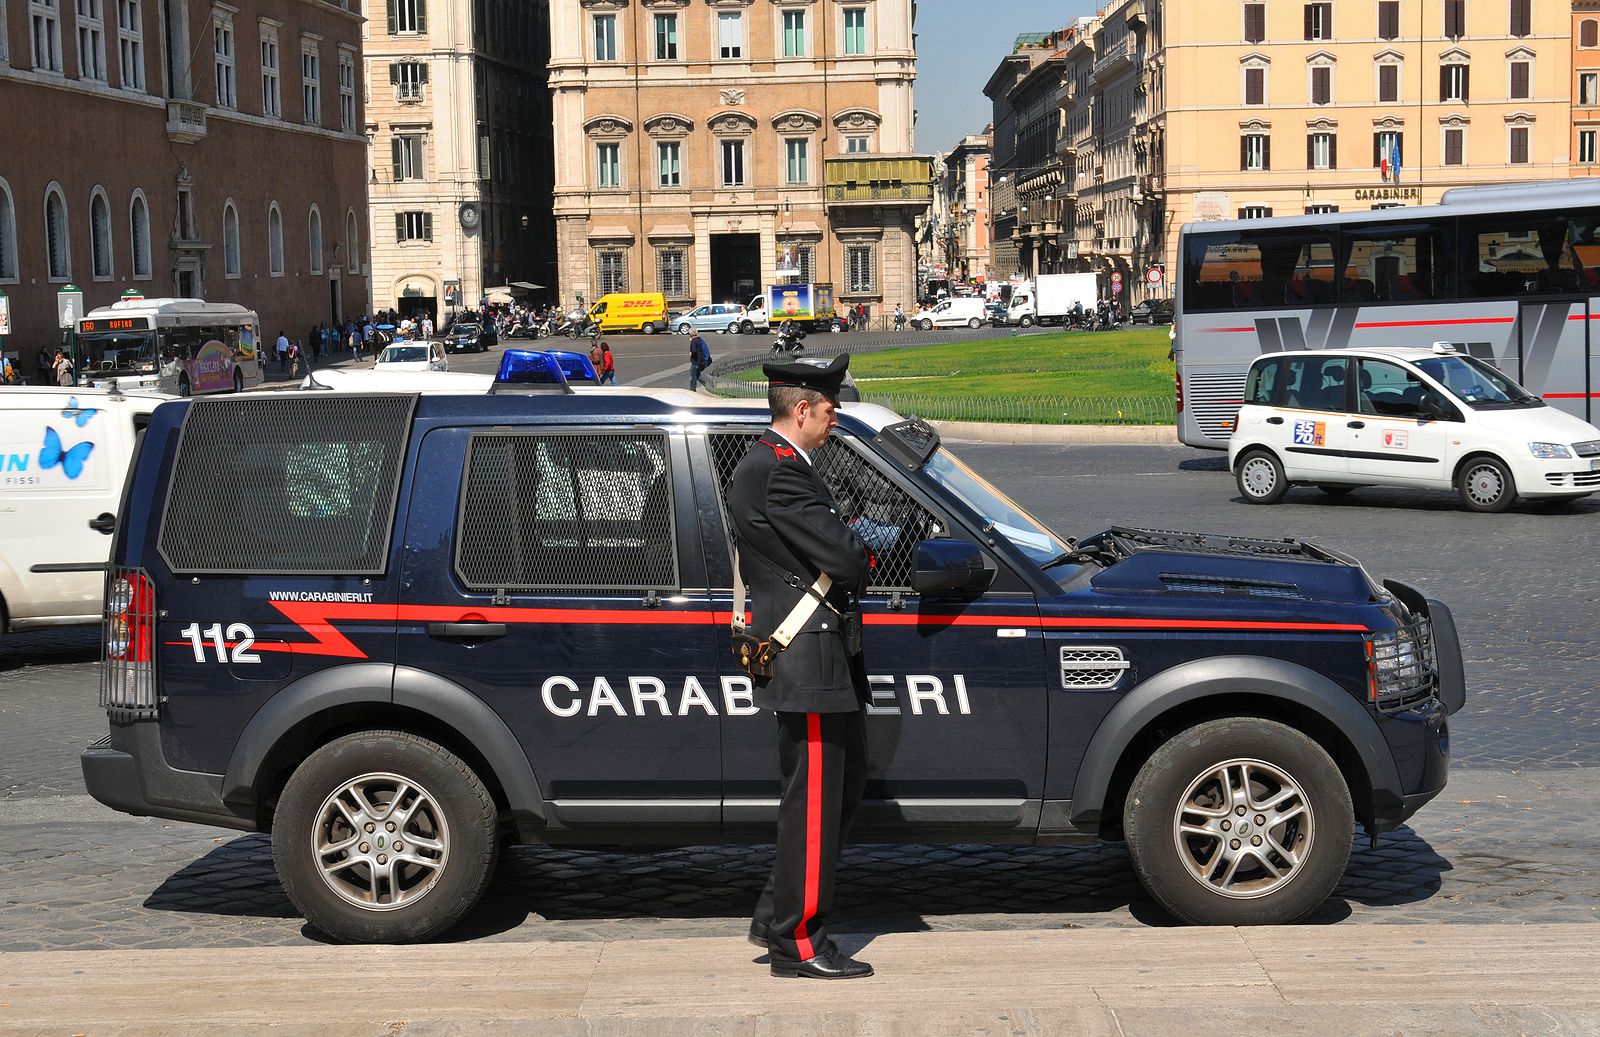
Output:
[456, 432, 676, 591]
[1281, 355, 1350, 412]
[1459, 211, 1588, 298]
[709, 432, 943, 593]
[1337, 221, 1453, 303]
[1245, 359, 1281, 404]
[1357, 359, 1426, 417]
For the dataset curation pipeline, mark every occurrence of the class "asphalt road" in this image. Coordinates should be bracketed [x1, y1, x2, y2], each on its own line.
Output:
[2, 438, 1597, 951]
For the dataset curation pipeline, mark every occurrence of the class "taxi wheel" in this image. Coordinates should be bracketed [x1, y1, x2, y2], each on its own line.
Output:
[1124, 718, 1353, 926]
[1235, 450, 1288, 505]
[272, 730, 499, 944]
[1458, 455, 1515, 513]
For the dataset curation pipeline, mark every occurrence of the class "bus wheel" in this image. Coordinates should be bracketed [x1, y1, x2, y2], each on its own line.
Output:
[232, 370, 244, 393]
[178, 376, 192, 397]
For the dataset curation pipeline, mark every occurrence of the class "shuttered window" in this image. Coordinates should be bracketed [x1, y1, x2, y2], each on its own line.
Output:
[1243, 3, 1265, 42]
[1303, 2, 1331, 40]
[1440, 64, 1468, 102]
[1244, 66, 1264, 105]
[1444, 129, 1464, 166]
[1378, 63, 1399, 103]
[1584, 20, 1599, 48]
[1509, 126, 1529, 164]
[1241, 133, 1270, 170]
[1509, 61, 1529, 100]
[1377, 0, 1399, 39]
[1509, 0, 1530, 37]
[1443, 0, 1464, 38]
[1308, 132, 1336, 169]
[1311, 66, 1330, 105]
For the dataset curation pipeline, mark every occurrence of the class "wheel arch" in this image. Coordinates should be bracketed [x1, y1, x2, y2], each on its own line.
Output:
[1451, 449, 1509, 487]
[222, 663, 547, 840]
[1068, 655, 1398, 838]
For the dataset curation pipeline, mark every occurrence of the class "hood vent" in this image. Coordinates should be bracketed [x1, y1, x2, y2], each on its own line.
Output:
[1159, 572, 1307, 601]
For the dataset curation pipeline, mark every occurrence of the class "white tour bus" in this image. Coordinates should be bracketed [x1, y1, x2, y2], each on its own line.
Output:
[77, 298, 264, 396]
[1175, 180, 1600, 448]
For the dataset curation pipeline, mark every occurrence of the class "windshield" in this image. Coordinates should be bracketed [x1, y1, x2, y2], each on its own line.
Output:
[380, 346, 429, 363]
[80, 331, 158, 371]
[923, 448, 1069, 568]
[452, 325, 479, 335]
[1414, 354, 1539, 408]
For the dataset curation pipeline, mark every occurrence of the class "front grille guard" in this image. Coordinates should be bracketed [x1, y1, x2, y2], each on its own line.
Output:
[1369, 617, 1437, 715]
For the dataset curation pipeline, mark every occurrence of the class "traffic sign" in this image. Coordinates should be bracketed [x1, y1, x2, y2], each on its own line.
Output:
[1111, 271, 1123, 284]
[1112, 282, 1123, 294]
[1146, 267, 1164, 285]
[57, 284, 83, 330]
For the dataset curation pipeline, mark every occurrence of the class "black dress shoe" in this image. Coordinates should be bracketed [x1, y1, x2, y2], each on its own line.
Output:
[770, 946, 874, 980]
[747, 922, 770, 949]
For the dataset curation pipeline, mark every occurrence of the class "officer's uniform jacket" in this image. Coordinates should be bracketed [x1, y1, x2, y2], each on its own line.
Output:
[727, 430, 871, 713]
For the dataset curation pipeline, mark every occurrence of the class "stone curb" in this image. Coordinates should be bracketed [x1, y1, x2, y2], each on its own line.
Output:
[928, 419, 1179, 446]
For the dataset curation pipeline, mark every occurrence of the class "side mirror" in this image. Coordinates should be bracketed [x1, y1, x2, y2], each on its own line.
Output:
[911, 539, 995, 597]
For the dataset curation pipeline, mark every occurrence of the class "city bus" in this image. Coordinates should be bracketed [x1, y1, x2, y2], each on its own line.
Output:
[1175, 179, 1600, 448]
[76, 298, 264, 395]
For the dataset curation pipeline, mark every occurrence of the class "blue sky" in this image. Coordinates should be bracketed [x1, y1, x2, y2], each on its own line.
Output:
[915, 0, 1101, 155]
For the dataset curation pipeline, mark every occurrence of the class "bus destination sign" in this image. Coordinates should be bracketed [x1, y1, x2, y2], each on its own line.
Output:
[79, 317, 149, 332]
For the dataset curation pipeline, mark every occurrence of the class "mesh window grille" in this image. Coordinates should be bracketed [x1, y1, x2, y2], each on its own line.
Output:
[456, 432, 677, 591]
[159, 395, 416, 575]
[657, 248, 687, 297]
[845, 243, 875, 294]
[598, 251, 627, 294]
[709, 432, 941, 592]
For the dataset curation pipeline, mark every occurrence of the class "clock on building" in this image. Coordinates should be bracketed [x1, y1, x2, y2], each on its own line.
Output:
[458, 203, 480, 230]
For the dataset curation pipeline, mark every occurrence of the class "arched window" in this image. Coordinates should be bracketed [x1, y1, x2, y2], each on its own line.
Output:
[268, 203, 283, 275]
[44, 184, 70, 281]
[308, 206, 323, 274]
[129, 191, 152, 279]
[0, 178, 17, 282]
[346, 208, 359, 272]
[223, 201, 240, 278]
[90, 189, 113, 280]
[1582, 19, 1599, 49]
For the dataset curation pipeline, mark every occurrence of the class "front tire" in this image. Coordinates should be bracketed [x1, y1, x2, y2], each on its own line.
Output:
[1458, 455, 1515, 513]
[1235, 450, 1288, 504]
[1124, 718, 1353, 926]
[919, 319, 933, 332]
[1019, 315, 1035, 329]
[272, 730, 499, 944]
[968, 317, 982, 329]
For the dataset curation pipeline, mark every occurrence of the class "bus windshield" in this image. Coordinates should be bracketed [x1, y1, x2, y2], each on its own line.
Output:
[80, 331, 159, 373]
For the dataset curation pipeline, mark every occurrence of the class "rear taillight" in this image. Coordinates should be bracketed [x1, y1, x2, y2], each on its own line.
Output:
[1175, 368, 1185, 414]
[102, 567, 157, 718]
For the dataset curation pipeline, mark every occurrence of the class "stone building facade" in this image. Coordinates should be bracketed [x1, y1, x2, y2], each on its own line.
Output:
[548, 0, 930, 317]
[0, 0, 368, 376]
[937, 131, 992, 282]
[1576, 1, 1600, 173]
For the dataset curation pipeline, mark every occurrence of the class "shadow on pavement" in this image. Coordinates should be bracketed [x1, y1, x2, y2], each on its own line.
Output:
[0, 627, 100, 673]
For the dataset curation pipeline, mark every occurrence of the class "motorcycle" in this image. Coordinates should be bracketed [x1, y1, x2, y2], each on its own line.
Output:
[769, 323, 807, 355]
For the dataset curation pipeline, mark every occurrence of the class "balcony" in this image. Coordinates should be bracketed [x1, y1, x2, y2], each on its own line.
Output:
[166, 100, 207, 144]
[824, 156, 934, 207]
[1093, 35, 1135, 82]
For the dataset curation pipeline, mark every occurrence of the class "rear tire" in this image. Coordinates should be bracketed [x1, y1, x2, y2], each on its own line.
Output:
[968, 317, 982, 329]
[642, 322, 657, 335]
[1235, 450, 1288, 504]
[272, 730, 499, 944]
[726, 322, 740, 336]
[1458, 455, 1515, 513]
[1124, 717, 1353, 926]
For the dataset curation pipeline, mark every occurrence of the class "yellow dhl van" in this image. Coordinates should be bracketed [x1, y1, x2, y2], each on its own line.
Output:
[589, 293, 669, 334]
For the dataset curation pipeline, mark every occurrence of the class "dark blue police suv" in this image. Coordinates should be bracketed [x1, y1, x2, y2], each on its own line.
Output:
[84, 370, 1464, 943]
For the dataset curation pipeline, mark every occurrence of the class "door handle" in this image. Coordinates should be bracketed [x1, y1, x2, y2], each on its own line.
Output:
[427, 621, 508, 640]
[1265, 416, 1284, 425]
[1347, 420, 1366, 429]
[89, 512, 117, 535]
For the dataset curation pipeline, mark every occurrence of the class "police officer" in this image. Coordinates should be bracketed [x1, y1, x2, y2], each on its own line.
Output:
[728, 353, 874, 981]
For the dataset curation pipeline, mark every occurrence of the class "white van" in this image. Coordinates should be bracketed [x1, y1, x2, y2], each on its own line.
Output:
[1229, 344, 1600, 512]
[0, 387, 173, 630]
[911, 297, 989, 331]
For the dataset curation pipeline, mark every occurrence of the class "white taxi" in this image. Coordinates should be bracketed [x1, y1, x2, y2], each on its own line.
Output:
[1229, 344, 1600, 513]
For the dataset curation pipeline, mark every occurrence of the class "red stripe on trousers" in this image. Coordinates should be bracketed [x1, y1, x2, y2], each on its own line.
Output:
[793, 712, 823, 960]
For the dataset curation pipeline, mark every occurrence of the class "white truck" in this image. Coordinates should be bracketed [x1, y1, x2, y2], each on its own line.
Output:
[1006, 273, 1099, 328]
[738, 283, 841, 334]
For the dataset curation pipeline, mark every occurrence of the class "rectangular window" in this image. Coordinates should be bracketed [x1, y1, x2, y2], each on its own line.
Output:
[846, 135, 869, 153]
[1443, 0, 1464, 37]
[718, 10, 741, 58]
[597, 250, 627, 294]
[593, 13, 615, 61]
[596, 142, 621, 188]
[1444, 127, 1464, 165]
[1239, 205, 1273, 220]
[1311, 65, 1330, 105]
[1305, 203, 1339, 214]
[1303, 2, 1331, 40]
[721, 139, 745, 185]
[30, 0, 62, 71]
[389, 0, 424, 34]
[1509, 126, 1529, 164]
[395, 210, 432, 242]
[259, 27, 278, 115]
[657, 248, 687, 297]
[1440, 64, 1468, 102]
[1509, 61, 1529, 100]
[1241, 133, 1269, 171]
[1462, 212, 1589, 297]
[1373, 130, 1403, 170]
[1377, 0, 1399, 39]
[778, 242, 815, 283]
[843, 6, 866, 54]
[1243, 2, 1265, 42]
[338, 50, 355, 130]
[391, 134, 424, 181]
[653, 12, 676, 60]
[785, 138, 809, 184]
[116, 0, 142, 89]
[1579, 129, 1597, 164]
[657, 141, 681, 187]
[1343, 221, 1451, 301]
[393, 59, 427, 99]
[1308, 132, 1335, 169]
[301, 42, 319, 124]
[76, 0, 106, 80]
[1243, 66, 1264, 105]
[1582, 72, 1600, 106]
[1377, 63, 1398, 103]
[845, 242, 876, 294]
[1585, 19, 1600, 48]
[213, 14, 235, 108]
[1509, 0, 1530, 36]
[782, 8, 804, 57]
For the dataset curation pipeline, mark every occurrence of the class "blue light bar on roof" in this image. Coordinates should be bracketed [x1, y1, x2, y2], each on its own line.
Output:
[546, 350, 599, 383]
[493, 350, 573, 393]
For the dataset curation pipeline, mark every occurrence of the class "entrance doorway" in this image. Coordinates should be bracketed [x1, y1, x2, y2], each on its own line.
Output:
[710, 233, 761, 304]
[328, 274, 343, 328]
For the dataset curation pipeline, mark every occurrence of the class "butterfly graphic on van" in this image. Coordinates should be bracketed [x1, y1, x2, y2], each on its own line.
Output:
[61, 398, 100, 427]
[40, 427, 95, 480]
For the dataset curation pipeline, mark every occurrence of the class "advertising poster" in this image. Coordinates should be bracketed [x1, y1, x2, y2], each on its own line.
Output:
[771, 284, 814, 321]
[193, 339, 235, 394]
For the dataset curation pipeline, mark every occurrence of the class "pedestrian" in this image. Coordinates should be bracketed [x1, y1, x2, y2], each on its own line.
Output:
[598, 341, 616, 385]
[289, 340, 302, 377]
[893, 303, 906, 332]
[726, 352, 873, 981]
[588, 339, 604, 375]
[421, 315, 434, 339]
[275, 330, 290, 372]
[688, 332, 712, 390]
[52, 348, 74, 387]
[350, 327, 361, 361]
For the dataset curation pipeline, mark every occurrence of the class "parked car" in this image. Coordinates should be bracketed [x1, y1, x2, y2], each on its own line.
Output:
[1130, 298, 1175, 325]
[373, 341, 449, 373]
[911, 297, 989, 331]
[674, 304, 745, 335]
[443, 323, 495, 354]
[985, 301, 1009, 326]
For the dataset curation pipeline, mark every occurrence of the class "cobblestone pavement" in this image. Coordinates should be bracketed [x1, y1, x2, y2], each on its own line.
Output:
[2, 443, 1596, 951]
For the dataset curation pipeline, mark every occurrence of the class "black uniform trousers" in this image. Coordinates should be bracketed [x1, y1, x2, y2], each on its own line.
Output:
[753, 707, 869, 962]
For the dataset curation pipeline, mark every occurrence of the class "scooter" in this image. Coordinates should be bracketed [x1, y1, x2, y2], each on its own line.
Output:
[769, 324, 807, 355]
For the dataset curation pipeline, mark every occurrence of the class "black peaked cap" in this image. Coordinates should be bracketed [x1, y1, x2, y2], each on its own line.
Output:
[763, 352, 851, 399]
